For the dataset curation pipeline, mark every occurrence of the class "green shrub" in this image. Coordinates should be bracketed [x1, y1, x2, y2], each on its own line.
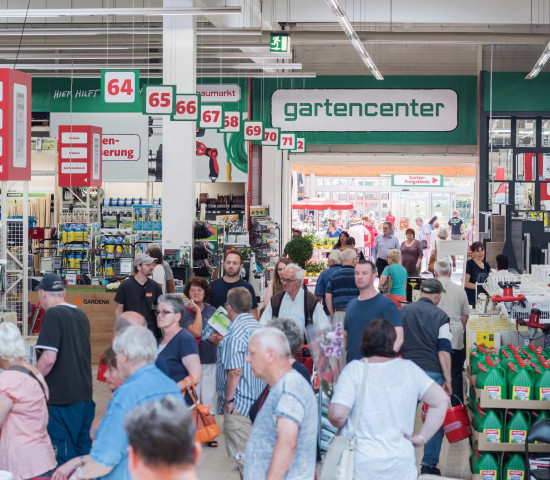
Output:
[284, 236, 314, 268]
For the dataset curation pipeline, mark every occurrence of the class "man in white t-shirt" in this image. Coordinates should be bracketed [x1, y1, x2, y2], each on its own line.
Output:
[348, 218, 370, 256]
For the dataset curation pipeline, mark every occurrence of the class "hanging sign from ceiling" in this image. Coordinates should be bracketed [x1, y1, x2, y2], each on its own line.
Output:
[392, 175, 443, 187]
[101, 70, 139, 106]
[271, 89, 458, 132]
[270, 33, 291, 53]
[58, 125, 102, 187]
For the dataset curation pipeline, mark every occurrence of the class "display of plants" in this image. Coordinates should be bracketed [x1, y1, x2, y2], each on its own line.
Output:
[305, 260, 327, 277]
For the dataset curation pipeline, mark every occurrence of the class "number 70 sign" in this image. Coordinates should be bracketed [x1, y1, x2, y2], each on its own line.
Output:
[101, 70, 139, 106]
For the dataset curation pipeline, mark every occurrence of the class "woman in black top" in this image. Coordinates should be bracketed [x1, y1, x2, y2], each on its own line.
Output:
[332, 231, 350, 251]
[465, 241, 491, 307]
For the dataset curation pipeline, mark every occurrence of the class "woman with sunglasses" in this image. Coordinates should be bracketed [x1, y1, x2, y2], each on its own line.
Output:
[157, 294, 202, 405]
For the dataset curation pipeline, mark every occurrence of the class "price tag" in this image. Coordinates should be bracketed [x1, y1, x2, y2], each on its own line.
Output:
[262, 128, 280, 146]
[221, 112, 241, 133]
[279, 133, 296, 150]
[199, 104, 224, 129]
[143, 84, 176, 115]
[101, 70, 139, 105]
[171, 93, 200, 121]
[243, 121, 263, 141]
[291, 137, 306, 153]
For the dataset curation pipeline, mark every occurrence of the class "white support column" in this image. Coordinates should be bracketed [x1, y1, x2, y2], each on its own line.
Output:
[162, 0, 196, 252]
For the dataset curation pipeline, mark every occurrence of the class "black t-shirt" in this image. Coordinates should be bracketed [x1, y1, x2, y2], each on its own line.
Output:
[114, 276, 163, 338]
[465, 259, 491, 306]
[208, 278, 258, 310]
[448, 217, 464, 235]
[36, 304, 92, 405]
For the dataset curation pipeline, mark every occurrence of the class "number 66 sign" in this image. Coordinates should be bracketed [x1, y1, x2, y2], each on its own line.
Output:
[171, 94, 200, 121]
[101, 70, 139, 106]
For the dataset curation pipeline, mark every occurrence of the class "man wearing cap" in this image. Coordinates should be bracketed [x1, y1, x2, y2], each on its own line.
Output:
[399, 278, 453, 476]
[35, 273, 94, 465]
[114, 254, 163, 339]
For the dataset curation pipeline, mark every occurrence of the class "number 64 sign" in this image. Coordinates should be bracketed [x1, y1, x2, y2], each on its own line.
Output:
[101, 70, 139, 106]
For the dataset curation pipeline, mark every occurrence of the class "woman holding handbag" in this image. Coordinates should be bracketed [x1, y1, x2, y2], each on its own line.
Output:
[326, 319, 448, 480]
[378, 249, 407, 307]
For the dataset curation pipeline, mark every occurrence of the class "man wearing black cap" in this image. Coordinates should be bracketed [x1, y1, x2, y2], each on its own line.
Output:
[35, 273, 94, 465]
[399, 278, 452, 476]
[114, 253, 163, 339]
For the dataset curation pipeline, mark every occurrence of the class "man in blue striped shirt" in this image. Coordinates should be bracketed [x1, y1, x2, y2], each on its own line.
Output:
[216, 287, 265, 468]
[325, 248, 358, 315]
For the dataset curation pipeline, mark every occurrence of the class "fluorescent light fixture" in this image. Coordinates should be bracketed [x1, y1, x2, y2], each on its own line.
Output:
[324, 0, 383, 80]
[199, 63, 302, 70]
[198, 53, 292, 60]
[28, 72, 317, 79]
[0, 27, 259, 36]
[526, 41, 550, 79]
[4, 62, 301, 71]
[0, 45, 134, 51]
[0, 7, 241, 18]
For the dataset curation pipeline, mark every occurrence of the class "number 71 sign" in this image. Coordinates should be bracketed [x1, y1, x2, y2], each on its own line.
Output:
[101, 70, 139, 106]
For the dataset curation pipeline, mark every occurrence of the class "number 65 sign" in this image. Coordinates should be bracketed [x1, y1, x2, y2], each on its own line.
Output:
[101, 70, 139, 106]
[143, 84, 176, 115]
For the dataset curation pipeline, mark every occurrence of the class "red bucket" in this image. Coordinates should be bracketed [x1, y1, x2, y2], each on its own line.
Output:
[421, 395, 472, 444]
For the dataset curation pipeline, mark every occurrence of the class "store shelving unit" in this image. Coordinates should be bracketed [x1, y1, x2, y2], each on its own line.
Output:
[252, 217, 280, 296]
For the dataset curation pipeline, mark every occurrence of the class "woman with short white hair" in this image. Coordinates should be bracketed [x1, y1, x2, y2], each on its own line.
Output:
[0, 322, 56, 479]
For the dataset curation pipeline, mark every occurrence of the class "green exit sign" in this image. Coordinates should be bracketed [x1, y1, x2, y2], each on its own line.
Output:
[270, 33, 290, 53]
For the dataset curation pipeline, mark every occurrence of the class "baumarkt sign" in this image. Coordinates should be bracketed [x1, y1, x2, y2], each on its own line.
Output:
[392, 175, 443, 187]
[271, 89, 458, 132]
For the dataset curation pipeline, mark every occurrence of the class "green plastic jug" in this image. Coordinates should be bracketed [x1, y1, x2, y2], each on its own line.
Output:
[478, 362, 507, 400]
[506, 410, 530, 444]
[476, 406, 503, 443]
[500, 346, 514, 362]
[535, 364, 550, 401]
[508, 363, 534, 400]
[473, 451, 500, 480]
[503, 454, 526, 480]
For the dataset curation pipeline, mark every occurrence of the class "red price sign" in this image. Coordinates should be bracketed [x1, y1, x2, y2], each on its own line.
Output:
[199, 104, 224, 129]
[243, 121, 263, 141]
[172, 93, 200, 121]
[262, 128, 280, 146]
[143, 85, 176, 115]
[221, 112, 241, 133]
[279, 133, 296, 150]
[291, 137, 306, 153]
[101, 70, 139, 104]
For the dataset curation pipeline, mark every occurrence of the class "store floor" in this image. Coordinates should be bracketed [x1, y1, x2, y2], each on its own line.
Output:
[92, 366, 472, 479]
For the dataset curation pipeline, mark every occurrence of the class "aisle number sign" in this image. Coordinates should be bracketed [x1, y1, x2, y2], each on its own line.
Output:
[171, 94, 200, 121]
[279, 133, 296, 150]
[244, 121, 263, 141]
[143, 85, 176, 115]
[221, 112, 241, 133]
[101, 70, 139, 105]
[391, 175, 443, 187]
[291, 137, 306, 153]
[199, 104, 224, 129]
[262, 128, 280, 146]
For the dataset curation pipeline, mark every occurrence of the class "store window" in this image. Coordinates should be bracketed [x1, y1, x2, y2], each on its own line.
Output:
[489, 118, 511, 147]
[543, 120, 550, 147]
[516, 119, 537, 147]
[489, 149, 513, 180]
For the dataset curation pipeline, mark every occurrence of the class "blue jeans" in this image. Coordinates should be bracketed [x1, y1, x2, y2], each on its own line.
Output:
[48, 400, 95, 465]
[422, 371, 444, 468]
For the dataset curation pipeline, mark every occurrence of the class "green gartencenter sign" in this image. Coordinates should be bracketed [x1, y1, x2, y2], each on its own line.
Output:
[254, 75, 477, 145]
[275, 89, 457, 131]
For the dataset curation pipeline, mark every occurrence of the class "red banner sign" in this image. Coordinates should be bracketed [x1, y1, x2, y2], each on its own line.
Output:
[58, 125, 102, 187]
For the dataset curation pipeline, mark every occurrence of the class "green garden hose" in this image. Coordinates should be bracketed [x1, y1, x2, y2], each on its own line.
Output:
[224, 131, 248, 174]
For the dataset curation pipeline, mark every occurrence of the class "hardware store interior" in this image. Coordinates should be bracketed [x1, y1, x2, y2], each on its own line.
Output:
[6, 1, 550, 480]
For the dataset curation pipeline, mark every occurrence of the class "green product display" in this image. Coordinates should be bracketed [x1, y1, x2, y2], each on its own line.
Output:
[473, 451, 500, 480]
[535, 365, 550, 401]
[502, 454, 525, 480]
[505, 411, 530, 444]
[474, 407, 503, 443]
[478, 362, 508, 400]
[507, 364, 534, 401]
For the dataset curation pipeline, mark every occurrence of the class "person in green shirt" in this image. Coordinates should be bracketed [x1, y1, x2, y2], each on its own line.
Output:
[379, 249, 408, 303]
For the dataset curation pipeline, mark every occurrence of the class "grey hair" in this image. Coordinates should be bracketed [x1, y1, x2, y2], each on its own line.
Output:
[383, 221, 393, 229]
[434, 260, 451, 277]
[0, 323, 25, 362]
[226, 287, 253, 314]
[266, 318, 304, 356]
[158, 294, 186, 320]
[42, 290, 65, 299]
[251, 327, 291, 358]
[114, 312, 147, 332]
[415, 217, 423, 222]
[341, 248, 357, 263]
[387, 249, 401, 263]
[438, 228, 448, 239]
[125, 396, 195, 467]
[328, 250, 342, 264]
[113, 325, 158, 364]
[282, 263, 305, 282]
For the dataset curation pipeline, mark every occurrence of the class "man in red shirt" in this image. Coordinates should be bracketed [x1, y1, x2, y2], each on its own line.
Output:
[362, 216, 378, 258]
[385, 210, 396, 228]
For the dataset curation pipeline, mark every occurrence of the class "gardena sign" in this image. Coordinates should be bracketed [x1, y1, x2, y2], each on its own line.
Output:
[271, 89, 458, 132]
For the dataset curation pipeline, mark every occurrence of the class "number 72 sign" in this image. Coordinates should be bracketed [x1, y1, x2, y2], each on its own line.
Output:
[101, 70, 139, 106]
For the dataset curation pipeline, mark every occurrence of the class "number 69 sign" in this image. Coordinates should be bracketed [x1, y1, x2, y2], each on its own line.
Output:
[199, 104, 224, 129]
[101, 70, 139, 105]
[143, 85, 176, 115]
[243, 121, 263, 141]
[171, 94, 200, 121]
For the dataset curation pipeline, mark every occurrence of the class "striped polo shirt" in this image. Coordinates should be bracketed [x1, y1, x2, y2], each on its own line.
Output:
[216, 312, 266, 416]
[326, 265, 359, 309]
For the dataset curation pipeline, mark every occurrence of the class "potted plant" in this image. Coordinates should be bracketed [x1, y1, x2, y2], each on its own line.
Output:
[284, 235, 314, 268]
